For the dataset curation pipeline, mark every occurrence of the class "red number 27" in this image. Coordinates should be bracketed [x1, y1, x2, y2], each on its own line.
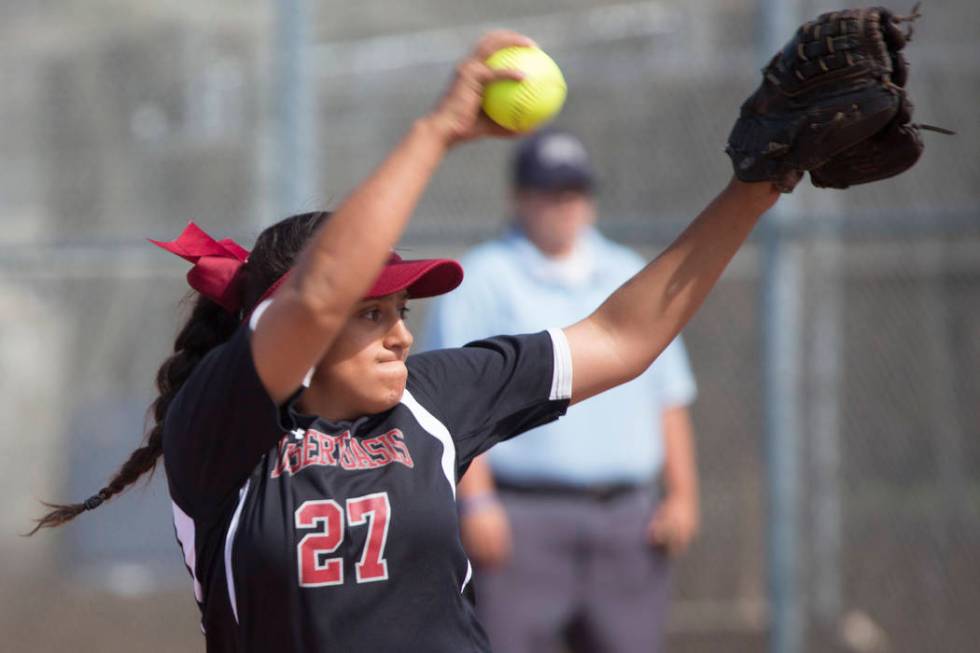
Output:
[294, 492, 391, 587]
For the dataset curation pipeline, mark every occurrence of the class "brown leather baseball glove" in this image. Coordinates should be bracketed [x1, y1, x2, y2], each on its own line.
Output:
[726, 4, 951, 192]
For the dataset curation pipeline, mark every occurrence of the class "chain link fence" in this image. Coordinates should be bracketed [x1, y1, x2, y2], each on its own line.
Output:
[1, 1, 977, 651]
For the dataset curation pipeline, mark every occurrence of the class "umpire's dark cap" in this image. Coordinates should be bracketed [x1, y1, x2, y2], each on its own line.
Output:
[512, 129, 595, 192]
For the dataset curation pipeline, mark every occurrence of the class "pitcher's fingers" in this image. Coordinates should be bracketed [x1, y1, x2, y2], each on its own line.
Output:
[488, 67, 525, 83]
[457, 59, 523, 88]
[472, 30, 537, 59]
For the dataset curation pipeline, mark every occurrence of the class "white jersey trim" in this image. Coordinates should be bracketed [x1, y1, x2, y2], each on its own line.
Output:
[399, 389, 473, 592]
[172, 501, 204, 603]
[248, 299, 273, 330]
[224, 479, 251, 624]
[400, 390, 456, 496]
[546, 327, 573, 401]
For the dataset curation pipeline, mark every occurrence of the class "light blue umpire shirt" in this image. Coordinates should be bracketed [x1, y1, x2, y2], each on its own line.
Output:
[421, 226, 697, 487]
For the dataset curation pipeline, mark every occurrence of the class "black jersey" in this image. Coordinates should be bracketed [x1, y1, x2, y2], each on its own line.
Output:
[162, 314, 572, 652]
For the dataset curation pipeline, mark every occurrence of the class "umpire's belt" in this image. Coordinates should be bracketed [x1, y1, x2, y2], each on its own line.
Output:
[495, 479, 645, 503]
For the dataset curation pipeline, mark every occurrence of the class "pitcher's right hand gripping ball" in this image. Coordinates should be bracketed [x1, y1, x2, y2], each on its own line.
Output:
[482, 46, 567, 132]
[726, 5, 950, 192]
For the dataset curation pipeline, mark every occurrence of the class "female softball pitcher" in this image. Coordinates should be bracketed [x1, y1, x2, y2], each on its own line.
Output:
[31, 29, 782, 652]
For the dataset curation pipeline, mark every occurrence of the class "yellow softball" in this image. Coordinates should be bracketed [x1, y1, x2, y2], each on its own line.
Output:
[482, 46, 567, 132]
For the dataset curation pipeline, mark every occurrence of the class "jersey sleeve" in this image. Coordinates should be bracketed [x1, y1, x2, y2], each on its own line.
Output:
[162, 313, 295, 518]
[406, 329, 572, 474]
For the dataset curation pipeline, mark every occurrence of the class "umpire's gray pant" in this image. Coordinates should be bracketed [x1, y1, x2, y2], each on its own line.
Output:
[472, 487, 671, 653]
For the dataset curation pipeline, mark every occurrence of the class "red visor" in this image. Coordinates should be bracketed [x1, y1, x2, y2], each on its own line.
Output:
[366, 252, 463, 299]
[255, 253, 463, 309]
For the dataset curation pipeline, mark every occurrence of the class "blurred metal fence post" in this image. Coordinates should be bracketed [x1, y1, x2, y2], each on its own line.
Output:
[808, 220, 844, 635]
[809, 2, 847, 627]
[275, 0, 316, 217]
[758, 0, 804, 652]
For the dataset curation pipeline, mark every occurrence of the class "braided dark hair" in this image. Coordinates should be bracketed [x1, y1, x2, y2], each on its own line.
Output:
[28, 211, 328, 534]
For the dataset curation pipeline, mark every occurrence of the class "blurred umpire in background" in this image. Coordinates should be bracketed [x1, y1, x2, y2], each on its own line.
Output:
[423, 129, 701, 653]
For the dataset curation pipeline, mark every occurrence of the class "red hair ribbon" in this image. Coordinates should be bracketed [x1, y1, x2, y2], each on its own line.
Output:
[149, 222, 250, 314]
